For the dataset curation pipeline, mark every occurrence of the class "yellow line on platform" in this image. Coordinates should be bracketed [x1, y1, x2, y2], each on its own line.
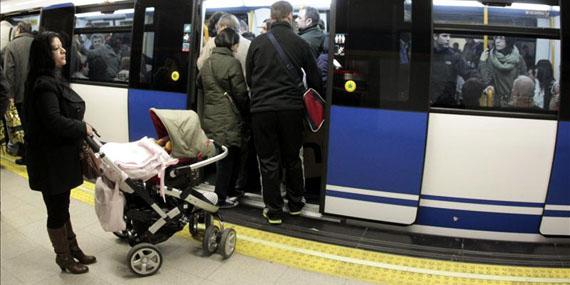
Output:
[2, 154, 569, 285]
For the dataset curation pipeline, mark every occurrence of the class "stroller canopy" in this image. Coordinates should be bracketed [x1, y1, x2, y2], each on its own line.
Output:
[150, 108, 215, 159]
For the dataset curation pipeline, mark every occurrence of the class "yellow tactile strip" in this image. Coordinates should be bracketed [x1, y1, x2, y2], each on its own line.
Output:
[2, 154, 569, 285]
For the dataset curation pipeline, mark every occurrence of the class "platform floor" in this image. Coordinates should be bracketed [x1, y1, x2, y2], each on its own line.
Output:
[1, 155, 570, 285]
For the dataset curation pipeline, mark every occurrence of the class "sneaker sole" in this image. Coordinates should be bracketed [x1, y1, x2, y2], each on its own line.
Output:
[262, 212, 282, 225]
[289, 210, 302, 216]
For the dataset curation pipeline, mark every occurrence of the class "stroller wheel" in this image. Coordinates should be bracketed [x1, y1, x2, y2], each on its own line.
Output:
[202, 225, 219, 256]
[217, 228, 237, 259]
[127, 243, 163, 277]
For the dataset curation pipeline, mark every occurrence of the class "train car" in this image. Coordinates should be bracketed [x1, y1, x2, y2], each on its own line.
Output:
[1, 0, 568, 243]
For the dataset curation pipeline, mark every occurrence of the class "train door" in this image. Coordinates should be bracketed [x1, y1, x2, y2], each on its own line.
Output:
[193, 1, 332, 204]
[128, 0, 196, 140]
[540, 0, 570, 236]
[323, 0, 431, 224]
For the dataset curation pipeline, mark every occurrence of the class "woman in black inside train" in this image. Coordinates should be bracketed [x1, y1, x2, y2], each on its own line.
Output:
[24, 31, 95, 274]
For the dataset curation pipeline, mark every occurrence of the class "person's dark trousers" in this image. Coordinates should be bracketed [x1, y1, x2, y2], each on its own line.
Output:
[215, 146, 241, 202]
[235, 131, 261, 194]
[42, 190, 71, 229]
[15, 102, 25, 160]
[252, 110, 305, 219]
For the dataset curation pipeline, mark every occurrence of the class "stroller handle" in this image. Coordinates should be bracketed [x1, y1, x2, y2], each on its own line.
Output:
[85, 135, 103, 153]
[170, 141, 228, 178]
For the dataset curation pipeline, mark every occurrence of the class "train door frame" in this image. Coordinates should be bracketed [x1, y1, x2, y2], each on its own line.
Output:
[540, 0, 570, 236]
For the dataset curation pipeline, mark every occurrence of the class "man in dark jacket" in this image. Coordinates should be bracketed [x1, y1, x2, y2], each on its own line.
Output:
[430, 33, 478, 107]
[3, 21, 33, 164]
[246, 1, 322, 224]
[295, 6, 325, 58]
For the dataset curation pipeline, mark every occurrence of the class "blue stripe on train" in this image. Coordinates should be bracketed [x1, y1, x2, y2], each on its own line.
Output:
[127, 89, 187, 141]
[327, 190, 417, 207]
[416, 207, 541, 233]
[43, 3, 74, 10]
[326, 106, 428, 196]
[543, 210, 570, 218]
[421, 195, 544, 208]
[545, 121, 570, 206]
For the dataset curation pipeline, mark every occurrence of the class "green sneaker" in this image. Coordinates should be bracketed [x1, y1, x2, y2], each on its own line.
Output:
[262, 208, 282, 225]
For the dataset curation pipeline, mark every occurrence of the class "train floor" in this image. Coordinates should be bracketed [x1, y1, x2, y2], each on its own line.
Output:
[1, 155, 570, 285]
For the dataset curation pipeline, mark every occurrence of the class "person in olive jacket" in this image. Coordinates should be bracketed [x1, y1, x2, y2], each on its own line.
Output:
[199, 28, 249, 208]
[24, 31, 96, 274]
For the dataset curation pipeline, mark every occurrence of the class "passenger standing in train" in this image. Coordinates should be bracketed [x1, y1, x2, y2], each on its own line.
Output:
[430, 33, 477, 107]
[295, 6, 325, 58]
[3, 21, 33, 165]
[240, 19, 256, 41]
[479, 36, 527, 107]
[534, 59, 557, 110]
[206, 12, 225, 39]
[461, 77, 485, 108]
[246, 1, 322, 225]
[197, 13, 251, 78]
[24, 31, 96, 274]
[200, 28, 249, 208]
[84, 33, 120, 81]
[510, 75, 536, 109]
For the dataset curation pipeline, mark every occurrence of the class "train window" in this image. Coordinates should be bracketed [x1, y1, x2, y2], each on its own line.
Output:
[71, 32, 132, 83]
[332, 0, 412, 110]
[75, 9, 134, 28]
[433, 1, 560, 29]
[5, 14, 40, 32]
[430, 34, 560, 111]
[430, 1, 561, 114]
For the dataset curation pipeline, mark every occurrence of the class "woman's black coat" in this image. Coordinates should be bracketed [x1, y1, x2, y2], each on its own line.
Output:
[25, 75, 87, 194]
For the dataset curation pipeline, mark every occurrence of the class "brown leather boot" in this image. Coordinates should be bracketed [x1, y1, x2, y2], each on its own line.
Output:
[47, 227, 89, 274]
[64, 219, 97, 265]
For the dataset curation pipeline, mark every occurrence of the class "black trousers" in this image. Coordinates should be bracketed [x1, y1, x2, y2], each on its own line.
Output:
[252, 110, 305, 218]
[215, 146, 241, 201]
[42, 190, 71, 229]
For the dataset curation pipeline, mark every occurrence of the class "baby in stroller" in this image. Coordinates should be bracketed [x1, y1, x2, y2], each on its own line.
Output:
[90, 108, 236, 277]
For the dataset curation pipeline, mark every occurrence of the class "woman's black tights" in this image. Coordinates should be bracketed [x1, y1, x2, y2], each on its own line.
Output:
[42, 190, 71, 229]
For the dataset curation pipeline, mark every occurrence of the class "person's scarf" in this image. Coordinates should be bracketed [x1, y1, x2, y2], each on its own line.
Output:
[490, 46, 521, 72]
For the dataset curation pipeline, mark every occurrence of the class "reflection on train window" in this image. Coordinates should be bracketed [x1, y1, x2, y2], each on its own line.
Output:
[6, 14, 40, 32]
[140, 32, 155, 84]
[144, 7, 154, 25]
[433, 1, 560, 29]
[71, 32, 132, 83]
[332, 0, 411, 109]
[75, 9, 134, 28]
[430, 34, 560, 112]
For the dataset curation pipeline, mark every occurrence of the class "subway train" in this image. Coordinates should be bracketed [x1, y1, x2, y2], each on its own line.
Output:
[1, 0, 568, 243]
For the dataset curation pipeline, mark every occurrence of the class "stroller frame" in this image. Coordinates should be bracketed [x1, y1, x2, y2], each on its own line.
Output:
[87, 135, 236, 277]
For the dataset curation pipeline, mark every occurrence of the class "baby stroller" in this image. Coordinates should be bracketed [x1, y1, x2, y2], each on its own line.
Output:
[88, 108, 237, 277]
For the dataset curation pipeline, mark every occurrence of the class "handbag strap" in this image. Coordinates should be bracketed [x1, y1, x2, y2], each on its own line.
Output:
[267, 32, 304, 91]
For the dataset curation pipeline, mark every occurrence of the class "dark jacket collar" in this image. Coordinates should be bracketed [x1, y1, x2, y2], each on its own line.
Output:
[298, 25, 319, 35]
[212, 47, 233, 56]
[270, 21, 293, 31]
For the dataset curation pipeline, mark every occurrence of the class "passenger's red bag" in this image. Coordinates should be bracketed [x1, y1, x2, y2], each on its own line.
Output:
[303, 88, 325, 132]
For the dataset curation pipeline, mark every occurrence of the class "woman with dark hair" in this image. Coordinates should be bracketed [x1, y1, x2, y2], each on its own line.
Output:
[535, 59, 557, 110]
[199, 28, 249, 208]
[479, 36, 527, 107]
[24, 31, 95, 274]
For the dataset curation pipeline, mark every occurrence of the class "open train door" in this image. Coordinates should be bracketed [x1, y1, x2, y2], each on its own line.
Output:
[322, 0, 431, 224]
[128, 0, 197, 140]
[39, 3, 76, 81]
